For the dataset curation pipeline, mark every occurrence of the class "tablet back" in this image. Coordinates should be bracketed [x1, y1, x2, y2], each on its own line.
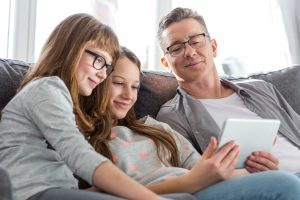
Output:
[218, 118, 280, 169]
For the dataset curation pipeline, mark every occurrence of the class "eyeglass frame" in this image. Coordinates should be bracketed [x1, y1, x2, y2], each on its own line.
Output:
[165, 33, 210, 57]
[84, 49, 114, 75]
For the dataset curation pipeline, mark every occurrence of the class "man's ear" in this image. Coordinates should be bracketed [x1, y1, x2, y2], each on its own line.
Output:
[211, 39, 218, 57]
[160, 57, 171, 72]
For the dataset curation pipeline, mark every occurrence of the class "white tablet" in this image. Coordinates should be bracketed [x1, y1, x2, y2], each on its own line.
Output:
[218, 118, 280, 169]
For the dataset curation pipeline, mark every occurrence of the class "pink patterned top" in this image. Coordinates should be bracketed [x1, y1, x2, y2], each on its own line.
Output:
[108, 116, 200, 185]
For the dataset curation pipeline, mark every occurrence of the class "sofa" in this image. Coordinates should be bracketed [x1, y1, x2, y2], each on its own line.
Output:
[1, 58, 300, 198]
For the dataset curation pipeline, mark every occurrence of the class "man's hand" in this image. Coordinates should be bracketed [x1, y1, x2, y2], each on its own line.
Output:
[245, 151, 279, 173]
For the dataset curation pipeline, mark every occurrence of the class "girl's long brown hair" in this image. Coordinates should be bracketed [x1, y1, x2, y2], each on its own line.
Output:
[97, 47, 180, 167]
[20, 13, 119, 145]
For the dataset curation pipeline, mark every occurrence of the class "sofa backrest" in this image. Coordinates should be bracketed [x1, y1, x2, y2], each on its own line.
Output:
[134, 71, 178, 119]
[0, 59, 30, 111]
[1, 58, 300, 119]
[247, 66, 300, 115]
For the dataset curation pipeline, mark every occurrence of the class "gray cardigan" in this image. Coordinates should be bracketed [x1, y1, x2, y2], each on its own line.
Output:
[0, 76, 108, 200]
[157, 79, 300, 153]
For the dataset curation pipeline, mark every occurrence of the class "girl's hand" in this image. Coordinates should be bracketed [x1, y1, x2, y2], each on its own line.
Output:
[184, 137, 240, 191]
[145, 137, 240, 194]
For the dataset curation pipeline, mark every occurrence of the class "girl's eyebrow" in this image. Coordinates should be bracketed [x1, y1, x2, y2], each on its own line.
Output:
[112, 75, 140, 83]
[111, 75, 125, 79]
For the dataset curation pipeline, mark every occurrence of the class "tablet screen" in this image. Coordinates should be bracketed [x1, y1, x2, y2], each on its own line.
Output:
[218, 118, 280, 169]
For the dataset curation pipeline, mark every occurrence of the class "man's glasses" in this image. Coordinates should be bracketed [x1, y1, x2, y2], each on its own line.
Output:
[165, 33, 209, 57]
[84, 49, 113, 75]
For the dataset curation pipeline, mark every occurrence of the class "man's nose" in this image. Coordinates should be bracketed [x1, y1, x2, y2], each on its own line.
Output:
[184, 43, 197, 57]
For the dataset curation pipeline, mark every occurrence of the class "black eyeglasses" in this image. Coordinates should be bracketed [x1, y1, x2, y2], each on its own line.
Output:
[84, 49, 114, 75]
[165, 33, 209, 57]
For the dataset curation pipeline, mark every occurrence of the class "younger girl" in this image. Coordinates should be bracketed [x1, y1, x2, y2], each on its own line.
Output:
[103, 46, 300, 200]
[0, 14, 188, 200]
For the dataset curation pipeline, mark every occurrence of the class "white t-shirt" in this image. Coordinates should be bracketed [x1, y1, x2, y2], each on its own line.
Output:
[199, 93, 300, 172]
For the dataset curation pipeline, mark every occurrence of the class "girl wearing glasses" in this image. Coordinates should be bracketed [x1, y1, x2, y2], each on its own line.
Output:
[0, 14, 193, 200]
[96, 46, 300, 200]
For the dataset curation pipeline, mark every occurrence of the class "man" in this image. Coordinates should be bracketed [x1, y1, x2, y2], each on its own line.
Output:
[156, 7, 300, 173]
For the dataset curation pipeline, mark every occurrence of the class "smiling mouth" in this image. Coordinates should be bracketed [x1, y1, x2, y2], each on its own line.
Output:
[114, 101, 130, 109]
[185, 62, 198, 68]
[184, 60, 204, 68]
[88, 78, 99, 86]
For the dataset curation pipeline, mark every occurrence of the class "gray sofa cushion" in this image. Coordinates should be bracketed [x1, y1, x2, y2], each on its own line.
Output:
[0, 59, 30, 110]
[247, 65, 300, 115]
[134, 71, 178, 119]
[135, 65, 300, 118]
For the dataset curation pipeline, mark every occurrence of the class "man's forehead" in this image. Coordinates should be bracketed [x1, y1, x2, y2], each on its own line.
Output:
[161, 29, 202, 47]
[161, 30, 178, 44]
[161, 19, 205, 45]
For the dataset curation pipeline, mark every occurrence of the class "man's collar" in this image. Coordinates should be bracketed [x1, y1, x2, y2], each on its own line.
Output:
[176, 78, 251, 99]
[220, 78, 251, 98]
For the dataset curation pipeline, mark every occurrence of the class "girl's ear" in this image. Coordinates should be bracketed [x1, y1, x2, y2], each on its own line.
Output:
[160, 57, 172, 72]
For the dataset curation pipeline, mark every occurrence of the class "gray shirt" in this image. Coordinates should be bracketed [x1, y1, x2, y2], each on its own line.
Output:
[0, 76, 108, 200]
[157, 79, 300, 153]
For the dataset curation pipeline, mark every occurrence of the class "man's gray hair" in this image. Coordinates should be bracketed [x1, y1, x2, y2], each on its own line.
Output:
[157, 7, 210, 48]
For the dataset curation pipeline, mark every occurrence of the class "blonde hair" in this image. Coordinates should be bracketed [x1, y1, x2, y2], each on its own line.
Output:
[20, 13, 119, 139]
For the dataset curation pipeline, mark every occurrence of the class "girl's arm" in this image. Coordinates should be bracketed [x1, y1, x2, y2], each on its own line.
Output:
[146, 137, 239, 194]
[92, 161, 169, 200]
[146, 117, 249, 180]
[25, 79, 169, 200]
